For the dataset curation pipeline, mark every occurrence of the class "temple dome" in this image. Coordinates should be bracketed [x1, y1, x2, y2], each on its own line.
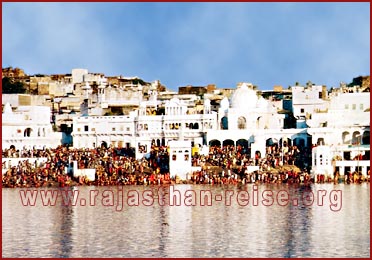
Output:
[231, 83, 258, 110]
[169, 97, 180, 105]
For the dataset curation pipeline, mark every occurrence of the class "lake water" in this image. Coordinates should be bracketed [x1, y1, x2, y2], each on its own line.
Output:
[2, 183, 370, 258]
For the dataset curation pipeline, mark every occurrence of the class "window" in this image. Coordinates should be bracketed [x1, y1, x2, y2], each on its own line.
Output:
[112, 127, 116, 131]
[77, 128, 81, 132]
[91, 128, 96, 131]
[126, 127, 130, 131]
[360, 104, 364, 110]
[300, 108, 304, 113]
[238, 117, 246, 129]
[345, 104, 349, 109]
[24, 128, 32, 137]
[352, 104, 356, 110]
[172, 154, 177, 161]
[84, 125, 89, 131]
[319, 92, 322, 99]
[221, 116, 228, 130]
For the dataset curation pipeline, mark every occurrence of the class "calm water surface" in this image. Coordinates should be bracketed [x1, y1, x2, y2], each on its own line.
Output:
[2, 183, 370, 257]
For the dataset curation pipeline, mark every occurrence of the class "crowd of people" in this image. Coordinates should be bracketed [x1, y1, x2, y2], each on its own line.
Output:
[189, 169, 312, 185]
[2, 143, 369, 188]
[2, 145, 173, 188]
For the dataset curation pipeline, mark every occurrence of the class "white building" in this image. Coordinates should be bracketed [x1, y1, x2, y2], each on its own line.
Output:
[72, 68, 89, 84]
[222, 83, 285, 130]
[69, 79, 371, 177]
[307, 90, 370, 176]
[72, 113, 136, 149]
[168, 140, 192, 180]
[206, 83, 301, 159]
[291, 84, 328, 128]
[307, 91, 369, 129]
[312, 144, 370, 177]
[2, 103, 62, 150]
[71, 97, 218, 160]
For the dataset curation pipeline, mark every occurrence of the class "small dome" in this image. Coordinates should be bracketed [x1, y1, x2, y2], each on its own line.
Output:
[231, 83, 258, 110]
[169, 97, 180, 106]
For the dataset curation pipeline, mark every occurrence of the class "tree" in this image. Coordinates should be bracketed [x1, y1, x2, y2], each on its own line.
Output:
[2, 77, 26, 94]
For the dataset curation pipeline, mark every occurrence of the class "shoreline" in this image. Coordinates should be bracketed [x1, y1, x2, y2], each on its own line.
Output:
[2, 176, 369, 188]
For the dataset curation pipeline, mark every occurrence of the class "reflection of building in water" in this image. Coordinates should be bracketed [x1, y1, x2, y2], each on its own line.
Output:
[166, 185, 193, 257]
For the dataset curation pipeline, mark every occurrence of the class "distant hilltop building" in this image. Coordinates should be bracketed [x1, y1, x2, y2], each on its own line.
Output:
[348, 75, 370, 92]
[2, 67, 26, 78]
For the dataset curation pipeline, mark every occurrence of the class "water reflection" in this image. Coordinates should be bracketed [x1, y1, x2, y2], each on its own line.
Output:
[2, 184, 370, 258]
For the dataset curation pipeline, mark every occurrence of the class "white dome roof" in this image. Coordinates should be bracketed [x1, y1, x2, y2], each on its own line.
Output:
[168, 97, 180, 106]
[231, 83, 258, 110]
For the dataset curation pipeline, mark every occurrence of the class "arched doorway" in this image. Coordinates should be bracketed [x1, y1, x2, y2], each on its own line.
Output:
[317, 138, 325, 145]
[256, 116, 262, 129]
[101, 141, 108, 149]
[352, 131, 361, 144]
[266, 138, 278, 147]
[236, 139, 248, 154]
[362, 131, 370, 145]
[223, 139, 234, 147]
[280, 137, 292, 147]
[209, 139, 221, 147]
[342, 131, 351, 144]
[24, 128, 32, 137]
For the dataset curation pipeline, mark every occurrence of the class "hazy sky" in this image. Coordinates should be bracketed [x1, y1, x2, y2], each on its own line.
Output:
[2, 2, 370, 90]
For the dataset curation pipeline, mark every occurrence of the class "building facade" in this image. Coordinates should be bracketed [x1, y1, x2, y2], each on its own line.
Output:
[2, 103, 62, 150]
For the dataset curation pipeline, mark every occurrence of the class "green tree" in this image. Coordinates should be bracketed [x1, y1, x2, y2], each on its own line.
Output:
[2, 77, 26, 93]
